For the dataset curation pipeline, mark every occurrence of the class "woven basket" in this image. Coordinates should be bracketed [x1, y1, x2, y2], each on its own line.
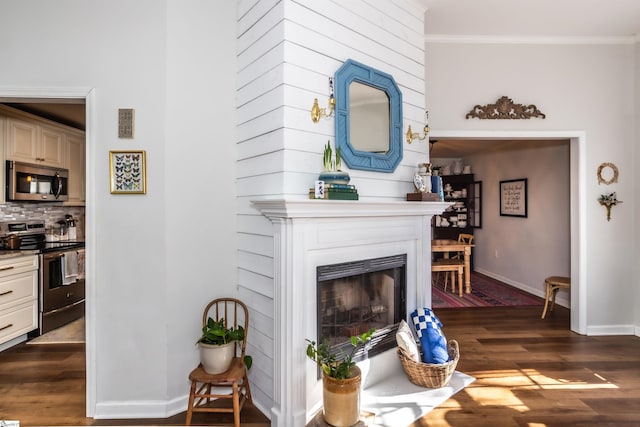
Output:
[397, 339, 459, 388]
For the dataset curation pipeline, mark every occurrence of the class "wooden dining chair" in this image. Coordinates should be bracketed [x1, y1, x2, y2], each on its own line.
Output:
[432, 259, 464, 297]
[451, 233, 474, 260]
[186, 298, 252, 427]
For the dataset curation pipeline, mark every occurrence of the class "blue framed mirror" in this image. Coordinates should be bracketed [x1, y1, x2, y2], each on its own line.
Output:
[334, 59, 403, 173]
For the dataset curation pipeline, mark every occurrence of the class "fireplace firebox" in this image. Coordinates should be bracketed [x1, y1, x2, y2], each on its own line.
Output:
[316, 254, 406, 365]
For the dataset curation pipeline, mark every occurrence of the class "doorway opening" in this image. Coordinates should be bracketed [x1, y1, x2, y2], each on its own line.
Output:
[0, 88, 94, 417]
[429, 131, 585, 335]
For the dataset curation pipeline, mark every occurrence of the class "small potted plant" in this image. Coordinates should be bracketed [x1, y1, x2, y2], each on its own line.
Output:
[306, 329, 375, 427]
[197, 317, 251, 374]
[319, 140, 350, 185]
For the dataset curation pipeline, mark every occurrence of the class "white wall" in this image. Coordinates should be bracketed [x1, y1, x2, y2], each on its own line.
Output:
[0, 0, 238, 419]
[235, 0, 429, 416]
[426, 40, 637, 333]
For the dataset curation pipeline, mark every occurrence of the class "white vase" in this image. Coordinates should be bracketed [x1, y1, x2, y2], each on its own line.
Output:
[453, 160, 463, 175]
[199, 341, 235, 374]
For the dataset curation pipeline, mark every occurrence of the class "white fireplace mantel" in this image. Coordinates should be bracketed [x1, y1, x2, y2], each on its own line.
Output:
[252, 199, 450, 427]
[253, 199, 451, 220]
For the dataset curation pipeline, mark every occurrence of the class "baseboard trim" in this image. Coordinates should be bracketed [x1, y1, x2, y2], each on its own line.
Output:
[93, 394, 187, 420]
[473, 268, 569, 308]
[586, 324, 636, 336]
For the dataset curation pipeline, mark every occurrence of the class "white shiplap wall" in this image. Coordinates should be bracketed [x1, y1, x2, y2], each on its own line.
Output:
[235, 0, 427, 415]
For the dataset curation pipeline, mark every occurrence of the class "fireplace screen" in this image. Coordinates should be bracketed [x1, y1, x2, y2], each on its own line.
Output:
[316, 254, 406, 362]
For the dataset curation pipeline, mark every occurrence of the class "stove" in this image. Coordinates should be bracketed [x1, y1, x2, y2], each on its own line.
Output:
[0, 219, 85, 336]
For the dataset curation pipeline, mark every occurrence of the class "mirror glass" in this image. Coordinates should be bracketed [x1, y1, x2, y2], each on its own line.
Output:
[334, 59, 403, 173]
[349, 82, 390, 153]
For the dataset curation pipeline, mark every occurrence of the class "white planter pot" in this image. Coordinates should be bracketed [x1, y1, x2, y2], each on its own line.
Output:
[199, 341, 235, 374]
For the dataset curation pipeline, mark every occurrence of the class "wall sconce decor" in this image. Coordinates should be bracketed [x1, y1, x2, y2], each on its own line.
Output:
[311, 77, 336, 123]
[598, 192, 622, 221]
[466, 96, 546, 120]
[597, 162, 619, 185]
[406, 110, 430, 144]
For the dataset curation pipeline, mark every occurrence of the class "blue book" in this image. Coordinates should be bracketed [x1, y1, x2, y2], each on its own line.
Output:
[431, 176, 444, 200]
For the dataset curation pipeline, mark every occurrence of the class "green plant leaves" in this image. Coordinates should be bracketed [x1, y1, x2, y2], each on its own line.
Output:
[305, 329, 376, 380]
[198, 317, 245, 345]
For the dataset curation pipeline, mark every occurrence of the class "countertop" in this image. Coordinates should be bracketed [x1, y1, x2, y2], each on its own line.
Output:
[0, 249, 40, 259]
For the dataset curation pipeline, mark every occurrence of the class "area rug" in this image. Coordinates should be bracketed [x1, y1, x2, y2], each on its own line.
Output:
[27, 317, 85, 344]
[432, 272, 543, 308]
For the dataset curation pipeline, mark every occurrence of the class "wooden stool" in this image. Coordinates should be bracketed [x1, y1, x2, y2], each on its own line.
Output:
[541, 276, 570, 319]
[432, 259, 464, 297]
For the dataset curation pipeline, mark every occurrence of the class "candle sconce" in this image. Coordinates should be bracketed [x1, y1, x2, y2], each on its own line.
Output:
[406, 111, 430, 144]
[311, 77, 336, 123]
[598, 192, 622, 221]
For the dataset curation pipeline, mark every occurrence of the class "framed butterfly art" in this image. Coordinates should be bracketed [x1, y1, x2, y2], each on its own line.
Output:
[109, 150, 147, 194]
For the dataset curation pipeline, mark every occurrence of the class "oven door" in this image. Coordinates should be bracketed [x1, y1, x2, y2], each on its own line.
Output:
[39, 250, 85, 334]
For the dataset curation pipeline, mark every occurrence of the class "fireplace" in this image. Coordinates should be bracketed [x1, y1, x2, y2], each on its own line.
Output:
[252, 199, 449, 426]
[317, 254, 406, 364]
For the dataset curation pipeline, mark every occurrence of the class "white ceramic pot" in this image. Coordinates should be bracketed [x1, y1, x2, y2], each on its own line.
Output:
[199, 341, 235, 374]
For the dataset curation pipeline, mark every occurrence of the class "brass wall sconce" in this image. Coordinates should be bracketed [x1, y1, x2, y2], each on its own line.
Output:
[311, 77, 335, 123]
[406, 111, 429, 144]
[598, 192, 622, 221]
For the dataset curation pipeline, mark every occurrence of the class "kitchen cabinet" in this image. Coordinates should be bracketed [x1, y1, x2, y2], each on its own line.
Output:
[5, 118, 66, 168]
[0, 255, 39, 346]
[66, 133, 86, 204]
[0, 104, 86, 205]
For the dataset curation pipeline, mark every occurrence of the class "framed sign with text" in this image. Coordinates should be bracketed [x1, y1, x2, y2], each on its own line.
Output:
[500, 178, 527, 217]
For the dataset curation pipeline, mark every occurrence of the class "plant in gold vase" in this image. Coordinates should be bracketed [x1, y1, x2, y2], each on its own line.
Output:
[306, 329, 375, 427]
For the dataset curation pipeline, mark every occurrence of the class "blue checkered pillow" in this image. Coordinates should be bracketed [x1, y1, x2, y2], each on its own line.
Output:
[410, 308, 449, 364]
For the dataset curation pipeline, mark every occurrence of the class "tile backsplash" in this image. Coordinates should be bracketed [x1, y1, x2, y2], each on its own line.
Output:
[0, 202, 85, 240]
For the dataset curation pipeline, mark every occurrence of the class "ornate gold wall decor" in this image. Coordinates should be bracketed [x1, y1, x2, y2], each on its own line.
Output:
[466, 96, 546, 119]
[597, 162, 619, 185]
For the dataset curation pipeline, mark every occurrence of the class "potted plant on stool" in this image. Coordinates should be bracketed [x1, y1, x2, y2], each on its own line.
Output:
[196, 317, 251, 374]
[306, 329, 375, 427]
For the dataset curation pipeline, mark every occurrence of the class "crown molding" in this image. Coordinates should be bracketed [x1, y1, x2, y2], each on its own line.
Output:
[425, 34, 639, 45]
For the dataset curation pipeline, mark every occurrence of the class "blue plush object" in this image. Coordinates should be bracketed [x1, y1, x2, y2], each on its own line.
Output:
[410, 308, 449, 364]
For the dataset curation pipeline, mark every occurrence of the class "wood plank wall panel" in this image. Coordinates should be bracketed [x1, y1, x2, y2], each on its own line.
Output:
[235, 0, 426, 414]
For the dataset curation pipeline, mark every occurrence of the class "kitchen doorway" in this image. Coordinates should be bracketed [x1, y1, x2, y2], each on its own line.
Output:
[0, 87, 95, 416]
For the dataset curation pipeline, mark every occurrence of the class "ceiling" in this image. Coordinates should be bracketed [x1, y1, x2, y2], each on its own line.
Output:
[0, 101, 85, 131]
[429, 138, 569, 159]
[423, 0, 640, 38]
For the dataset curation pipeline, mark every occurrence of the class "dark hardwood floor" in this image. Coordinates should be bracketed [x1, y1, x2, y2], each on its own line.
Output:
[1, 306, 639, 426]
[413, 306, 640, 427]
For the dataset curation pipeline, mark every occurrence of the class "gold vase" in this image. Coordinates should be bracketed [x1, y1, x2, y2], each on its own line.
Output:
[322, 366, 361, 427]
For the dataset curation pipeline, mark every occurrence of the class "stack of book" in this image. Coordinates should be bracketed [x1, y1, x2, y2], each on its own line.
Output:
[309, 183, 359, 200]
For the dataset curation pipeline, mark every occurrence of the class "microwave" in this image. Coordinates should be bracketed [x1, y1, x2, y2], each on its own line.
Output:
[6, 160, 69, 202]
